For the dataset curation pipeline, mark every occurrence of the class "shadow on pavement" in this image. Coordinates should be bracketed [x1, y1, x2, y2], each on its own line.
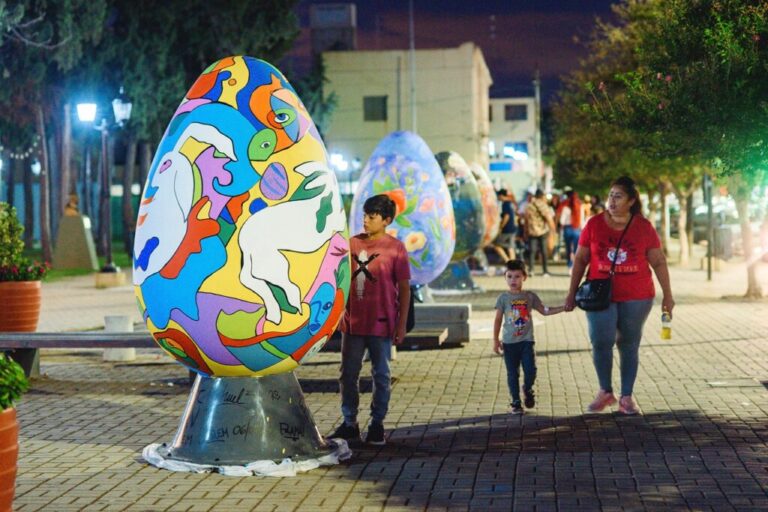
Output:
[336, 410, 768, 510]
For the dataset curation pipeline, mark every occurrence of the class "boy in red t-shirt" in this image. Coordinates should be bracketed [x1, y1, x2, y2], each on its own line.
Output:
[329, 195, 411, 445]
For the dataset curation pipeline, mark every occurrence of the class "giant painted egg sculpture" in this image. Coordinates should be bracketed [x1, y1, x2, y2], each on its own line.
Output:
[350, 131, 454, 285]
[435, 151, 485, 261]
[133, 56, 349, 378]
[469, 162, 500, 248]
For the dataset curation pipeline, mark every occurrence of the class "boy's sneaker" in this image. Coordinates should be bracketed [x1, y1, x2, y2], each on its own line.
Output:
[587, 389, 618, 412]
[618, 395, 641, 415]
[365, 422, 386, 445]
[328, 422, 360, 441]
[523, 388, 536, 409]
[510, 401, 524, 415]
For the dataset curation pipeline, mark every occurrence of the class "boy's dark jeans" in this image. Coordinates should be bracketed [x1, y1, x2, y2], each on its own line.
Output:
[502, 341, 537, 402]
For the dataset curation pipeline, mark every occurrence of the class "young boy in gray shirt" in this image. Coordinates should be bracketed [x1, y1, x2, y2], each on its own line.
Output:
[493, 259, 565, 414]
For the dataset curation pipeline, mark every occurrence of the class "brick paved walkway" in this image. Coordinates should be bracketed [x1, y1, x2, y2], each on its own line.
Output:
[12, 257, 768, 511]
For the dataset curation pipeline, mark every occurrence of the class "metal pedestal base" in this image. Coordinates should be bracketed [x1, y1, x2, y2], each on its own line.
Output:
[146, 372, 348, 472]
[429, 260, 483, 294]
[411, 284, 434, 303]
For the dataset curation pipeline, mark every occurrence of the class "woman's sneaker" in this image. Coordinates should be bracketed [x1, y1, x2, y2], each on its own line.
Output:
[618, 395, 640, 415]
[587, 390, 617, 412]
[510, 401, 524, 415]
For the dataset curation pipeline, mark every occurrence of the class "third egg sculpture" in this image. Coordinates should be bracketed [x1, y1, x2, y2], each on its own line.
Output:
[133, 56, 349, 378]
[350, 131, 454, 285]
[435, 151, 485, 261]
[469, 162, 500, 248]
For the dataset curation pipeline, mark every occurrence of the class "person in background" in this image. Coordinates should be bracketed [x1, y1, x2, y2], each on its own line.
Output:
[524, 189, 554, 277]
[565, 176, 674, 415]
[549, 192, 563, 262]
[559, 188, 585, 273]
[329, 194, 411, 445]
[583, 194, 593, 218]
[492, 188, 518, 263]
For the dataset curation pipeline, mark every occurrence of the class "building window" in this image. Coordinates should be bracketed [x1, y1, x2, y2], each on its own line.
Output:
[504, 104, 527, 121]
[489, 105, 493, 122]
[363, 96, 388, 121]
[503, 142, 529, 161]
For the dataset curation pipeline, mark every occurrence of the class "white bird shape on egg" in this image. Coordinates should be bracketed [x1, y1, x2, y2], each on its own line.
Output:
[133, 123, 236, 285]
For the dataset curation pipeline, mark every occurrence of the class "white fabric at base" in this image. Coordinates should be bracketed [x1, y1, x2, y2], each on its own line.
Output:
[142, 439, 351, 477]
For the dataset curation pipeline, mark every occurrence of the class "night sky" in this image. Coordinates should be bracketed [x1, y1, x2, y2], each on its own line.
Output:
[284, 0, 617, 102]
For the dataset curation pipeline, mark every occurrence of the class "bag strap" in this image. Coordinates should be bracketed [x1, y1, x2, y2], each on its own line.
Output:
[608, 214, 634, 276]
[584, 213, 635, 278]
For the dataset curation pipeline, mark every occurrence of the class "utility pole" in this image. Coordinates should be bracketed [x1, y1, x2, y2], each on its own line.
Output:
[409, 0, 417, 133]
[533, 70, 543, 188]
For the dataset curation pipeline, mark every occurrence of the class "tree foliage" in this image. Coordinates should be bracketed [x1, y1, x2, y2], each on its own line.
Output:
[552, 0, 768, 295]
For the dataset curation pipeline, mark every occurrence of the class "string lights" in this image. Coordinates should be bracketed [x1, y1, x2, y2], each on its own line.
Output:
[0, 134, 40, 160]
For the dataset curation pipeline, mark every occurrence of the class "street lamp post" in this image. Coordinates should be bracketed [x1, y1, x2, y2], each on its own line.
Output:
[76, 87, 132, 274]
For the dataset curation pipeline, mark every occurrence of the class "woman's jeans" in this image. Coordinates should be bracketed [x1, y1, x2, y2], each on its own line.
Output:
[586, 299, 653, 396]
[502, 341, 537, 403]
[340, 334, 392, 425]
[562, 226, 581, 268]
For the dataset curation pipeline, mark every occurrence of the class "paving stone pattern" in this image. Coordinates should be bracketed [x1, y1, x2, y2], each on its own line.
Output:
[13, 260, 768, 511]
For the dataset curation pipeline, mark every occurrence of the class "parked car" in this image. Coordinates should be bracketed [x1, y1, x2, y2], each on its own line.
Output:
[692, 204, 761, 258]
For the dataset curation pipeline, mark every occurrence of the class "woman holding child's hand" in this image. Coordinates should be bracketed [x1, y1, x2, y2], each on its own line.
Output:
[565, 176, 674, 416]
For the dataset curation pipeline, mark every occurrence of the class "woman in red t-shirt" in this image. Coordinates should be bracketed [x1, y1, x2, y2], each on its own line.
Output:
[565, 176, 674, 415]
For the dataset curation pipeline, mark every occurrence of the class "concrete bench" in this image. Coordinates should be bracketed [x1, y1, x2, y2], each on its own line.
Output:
[321, 327, 449, 353]
[0, 332, 157, 377]
[413, 303, 472, 346]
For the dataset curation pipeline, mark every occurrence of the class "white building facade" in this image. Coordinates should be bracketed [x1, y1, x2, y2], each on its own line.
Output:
[488, 97, 545, 198]
[322, 42, 493, 180]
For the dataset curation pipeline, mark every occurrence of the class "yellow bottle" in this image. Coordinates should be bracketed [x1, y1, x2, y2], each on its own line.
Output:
[661, 311, 672, 340]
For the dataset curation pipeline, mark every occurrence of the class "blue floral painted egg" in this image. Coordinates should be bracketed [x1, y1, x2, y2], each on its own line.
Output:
[349, 131, 455, 285]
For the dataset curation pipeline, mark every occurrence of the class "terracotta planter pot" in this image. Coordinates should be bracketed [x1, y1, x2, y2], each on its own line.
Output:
[0, 408, 18, 512]
[0, 281, 41, 332]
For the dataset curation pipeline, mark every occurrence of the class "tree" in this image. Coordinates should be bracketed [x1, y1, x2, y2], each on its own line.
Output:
[294, 55, 339, 140]
[553, 0, 768, 282]
[0, 0, 107, 262]
[69, 0, 301, 253]
[610, 0, 768, 297]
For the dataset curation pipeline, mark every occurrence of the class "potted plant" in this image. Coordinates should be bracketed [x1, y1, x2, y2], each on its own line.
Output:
[0, 353, 28, 511]
[0, 202, 49, 332]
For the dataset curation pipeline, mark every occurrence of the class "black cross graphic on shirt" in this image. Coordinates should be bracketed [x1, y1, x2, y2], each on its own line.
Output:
[352, 252, 379, 283]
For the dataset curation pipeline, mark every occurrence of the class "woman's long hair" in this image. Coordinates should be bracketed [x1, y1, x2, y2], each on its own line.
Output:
[611, 176, 642, 215]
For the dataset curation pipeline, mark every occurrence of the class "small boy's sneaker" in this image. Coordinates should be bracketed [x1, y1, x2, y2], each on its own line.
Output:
[510, 401, 524, 415]
[365, 422, 386, 445]
[523, 388, 536, 409]
[328, 422, 360, 441]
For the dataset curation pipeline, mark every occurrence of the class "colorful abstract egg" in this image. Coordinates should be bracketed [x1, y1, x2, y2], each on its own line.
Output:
[349, 131, 455, 285]
[435, 151, 485, 261]
[469, 163, 500, 247]
[133, 56, 350, 378]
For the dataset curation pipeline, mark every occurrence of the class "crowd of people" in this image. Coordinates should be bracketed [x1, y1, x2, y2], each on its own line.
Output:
[491, 185, 607, 275]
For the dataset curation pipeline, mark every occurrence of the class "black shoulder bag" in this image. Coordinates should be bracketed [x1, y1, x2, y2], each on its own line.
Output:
[575, 215, 634, 311]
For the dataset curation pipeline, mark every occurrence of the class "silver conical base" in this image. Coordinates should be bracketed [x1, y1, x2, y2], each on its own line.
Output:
[155, 372, 331, 465]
